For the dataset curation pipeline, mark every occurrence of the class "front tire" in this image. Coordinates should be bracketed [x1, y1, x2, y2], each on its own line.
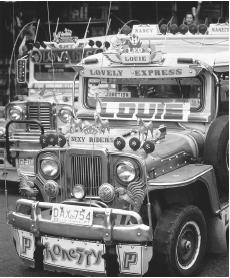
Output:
[153, 205, 207, 276]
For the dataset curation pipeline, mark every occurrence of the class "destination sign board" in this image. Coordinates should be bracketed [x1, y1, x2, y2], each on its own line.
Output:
[208, 24, 229, 35]
[83, 67, 197, 78]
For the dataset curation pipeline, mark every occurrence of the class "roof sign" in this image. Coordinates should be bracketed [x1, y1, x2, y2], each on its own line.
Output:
[132, 24, 160, 37]
[208, 24, 229, 35]
[83, 67, 197, 78]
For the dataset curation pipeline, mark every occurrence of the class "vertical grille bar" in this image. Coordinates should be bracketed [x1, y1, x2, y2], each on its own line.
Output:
[71, 155, 102, 196]
[27, 103, 53, 130]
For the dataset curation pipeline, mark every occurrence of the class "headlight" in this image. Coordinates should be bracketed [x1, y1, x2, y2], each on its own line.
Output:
[40, 157, 59, 179]
[115, 160, 139, 184]
[58, 107, 73, 123]
[9, 105, 23, 120]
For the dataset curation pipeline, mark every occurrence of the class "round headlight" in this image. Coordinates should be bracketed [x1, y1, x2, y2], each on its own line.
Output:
[116, 160, 138, 184]
[58, 107, 73, 123]
[72, 184, 85, 200]
[9, 105, 23, 120]
[40, 158, 59, 179]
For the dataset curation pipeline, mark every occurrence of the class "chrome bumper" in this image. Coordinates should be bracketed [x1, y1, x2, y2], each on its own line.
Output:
[8, 199, 153, 243]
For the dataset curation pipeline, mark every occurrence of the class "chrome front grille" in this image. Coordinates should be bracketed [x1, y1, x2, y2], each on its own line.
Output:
[71, 155, 102, 196]
[27, 103, 53, 130]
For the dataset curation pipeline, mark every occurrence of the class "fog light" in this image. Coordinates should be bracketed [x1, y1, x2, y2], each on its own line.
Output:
[73, 184, 85, 200]
[98, 183, 115, 203]
[44, 180, 59, 198]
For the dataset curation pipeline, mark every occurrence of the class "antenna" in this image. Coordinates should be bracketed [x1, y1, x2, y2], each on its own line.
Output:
[33, 18, 40, 43]
[54, 17, 60, 36]
[81, 17, 92, 61]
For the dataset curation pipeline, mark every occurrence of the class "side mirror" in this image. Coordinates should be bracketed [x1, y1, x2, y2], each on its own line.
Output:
[16, 59, 27, 83]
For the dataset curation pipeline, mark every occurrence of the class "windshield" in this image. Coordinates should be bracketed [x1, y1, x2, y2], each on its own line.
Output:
[86, 77, 203, 110]
[31, 49, 80, 81]
[34, 64, 76, 81]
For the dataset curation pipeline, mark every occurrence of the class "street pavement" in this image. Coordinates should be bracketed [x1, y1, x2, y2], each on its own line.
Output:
[0, 182, 228, 277]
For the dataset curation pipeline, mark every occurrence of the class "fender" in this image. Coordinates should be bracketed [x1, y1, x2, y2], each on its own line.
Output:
[147, 164, 220, 214]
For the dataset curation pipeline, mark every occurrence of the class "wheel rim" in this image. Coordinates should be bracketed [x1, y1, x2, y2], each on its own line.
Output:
[175, 221, 201, 270]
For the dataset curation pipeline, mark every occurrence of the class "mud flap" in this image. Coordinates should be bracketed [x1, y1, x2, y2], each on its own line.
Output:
[12, 228, 35, 266]
[116, 244, 153, 276]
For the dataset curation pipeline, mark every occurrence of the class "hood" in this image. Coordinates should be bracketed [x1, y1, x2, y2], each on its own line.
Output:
[66, 123, 204, 178]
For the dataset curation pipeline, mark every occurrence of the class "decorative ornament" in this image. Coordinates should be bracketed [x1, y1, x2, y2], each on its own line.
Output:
[46, 133, 58, 146]
[40, 134, 48, 148]
[57, 134, 66, 147]
[94, 113, 110, 134]
[143, 140, 155, 154]
[179, 24, 189, 34]
[129, 137, 141, 151]
[199, 24, 208, 34]
[114, 137, 126, 151]
[189, 24, 198, 34]
[169, 24, 178, 34]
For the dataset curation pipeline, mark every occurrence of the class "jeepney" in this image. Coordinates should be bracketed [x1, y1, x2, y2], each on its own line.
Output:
[0, 29, 108, 181]
[6, 24, 229, 276]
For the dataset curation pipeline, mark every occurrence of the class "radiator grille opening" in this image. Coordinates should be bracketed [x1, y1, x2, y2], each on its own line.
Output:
[71, 155, 102, 196]
[27, 103, 53, 130]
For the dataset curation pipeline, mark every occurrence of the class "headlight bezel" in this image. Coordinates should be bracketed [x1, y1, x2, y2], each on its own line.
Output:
[58, 106, 73, 123]
[114, 158, 140, 185]
[8, 105, 24, 121]
[38, 152, 60, 180]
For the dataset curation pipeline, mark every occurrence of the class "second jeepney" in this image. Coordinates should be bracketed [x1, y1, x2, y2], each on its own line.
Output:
[7, 25, 229, 276]
[1, 29, 106, 181]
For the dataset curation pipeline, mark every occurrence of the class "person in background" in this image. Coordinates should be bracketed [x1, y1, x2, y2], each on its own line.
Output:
[184, 1, 202, 26]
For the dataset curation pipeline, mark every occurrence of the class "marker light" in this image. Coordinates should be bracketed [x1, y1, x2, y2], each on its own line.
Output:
[84, 58, 99, 64]
[189, 24, 198, 34]
[199, 24, 208, 34]
[88, 40, 94, 47]
[96, 41, 102, 48]
[177, 58, 194, 64]
[159, 24, 167, 34]
[72, 184, 85, 200]
[143, 140, 155, 154]
[40, 134, 48, 148]
[104, 41, 110, 49]
[114, 137, 126, 151]
[129, 137, 141, 151]
[179, 24, 188, 34]
[169, 24, 178, 34]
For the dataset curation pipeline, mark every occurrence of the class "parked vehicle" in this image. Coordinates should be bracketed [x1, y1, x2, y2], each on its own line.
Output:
[7, 24, 229, 276]
[0, 29, 108, 181]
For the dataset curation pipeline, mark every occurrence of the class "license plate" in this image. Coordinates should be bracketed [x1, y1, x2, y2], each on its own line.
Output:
[42, 236, 105, 274]
[18, 158, 34, 166]
[13, 229, 35, 260]
[51, 204, 93, 226]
